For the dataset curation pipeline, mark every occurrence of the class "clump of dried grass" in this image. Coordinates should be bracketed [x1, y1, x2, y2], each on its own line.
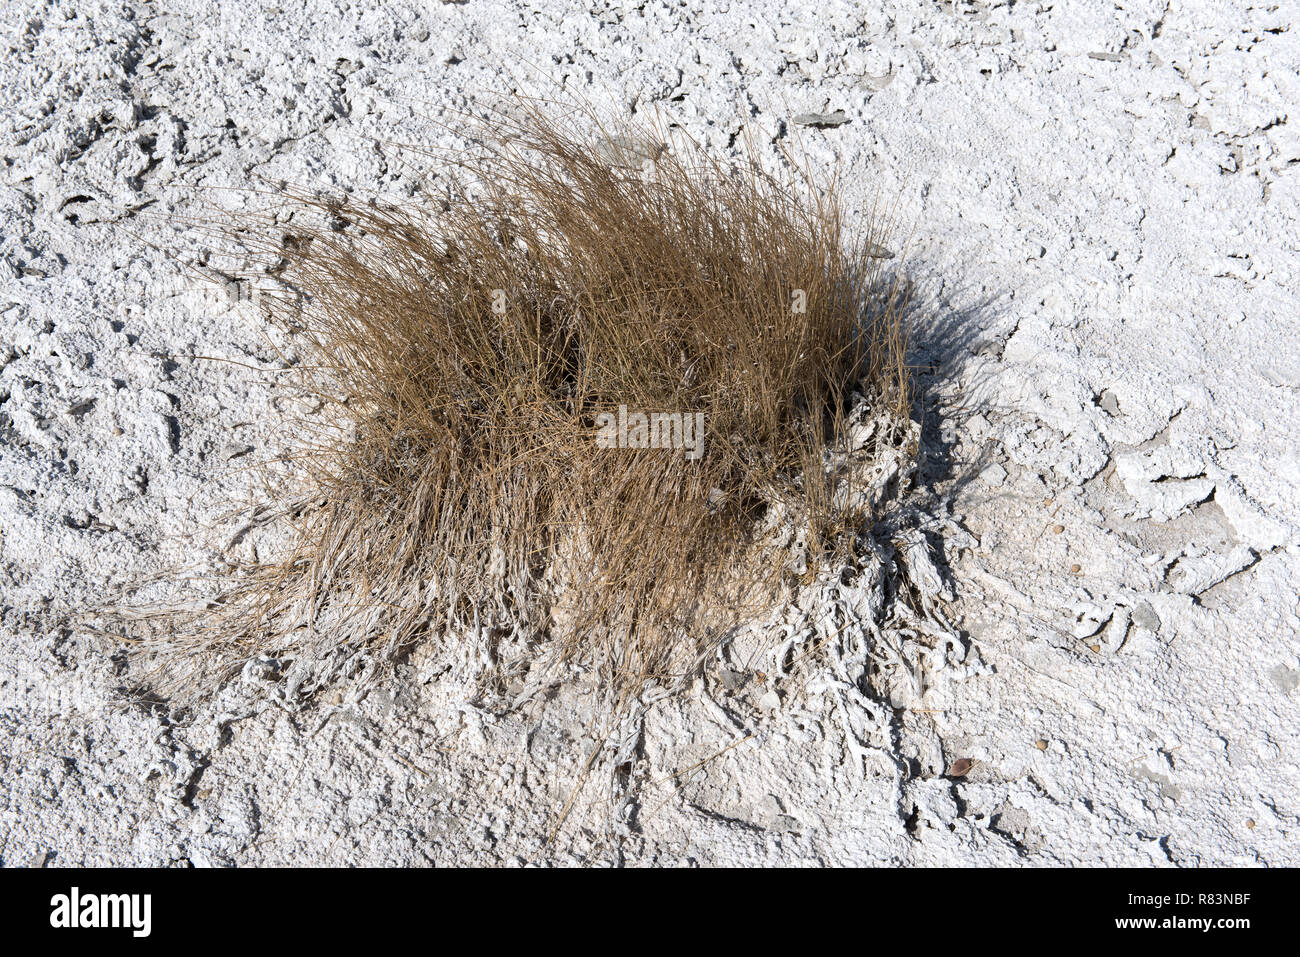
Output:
[125, 105, 912, 709]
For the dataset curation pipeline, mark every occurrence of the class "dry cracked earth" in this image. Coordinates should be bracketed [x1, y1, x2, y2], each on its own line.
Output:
[1, 0, 1297, 865]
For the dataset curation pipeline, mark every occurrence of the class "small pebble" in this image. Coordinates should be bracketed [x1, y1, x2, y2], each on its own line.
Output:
[792, 110, 850, 128]
[1131, 601, 1162, 632]
[980, 463, 1008, 487]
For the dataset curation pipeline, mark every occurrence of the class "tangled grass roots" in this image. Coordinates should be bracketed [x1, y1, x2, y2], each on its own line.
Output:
[126, 107, 922, 711]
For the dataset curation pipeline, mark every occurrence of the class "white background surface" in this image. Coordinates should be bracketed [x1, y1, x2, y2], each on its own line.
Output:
[1, 0, 1297, 865]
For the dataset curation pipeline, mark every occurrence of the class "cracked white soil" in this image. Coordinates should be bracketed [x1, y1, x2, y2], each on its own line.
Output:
[1, 0, 1297, 865]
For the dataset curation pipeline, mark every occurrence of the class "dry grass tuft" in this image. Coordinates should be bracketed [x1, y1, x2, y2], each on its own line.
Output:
[124, 104, 913, 708]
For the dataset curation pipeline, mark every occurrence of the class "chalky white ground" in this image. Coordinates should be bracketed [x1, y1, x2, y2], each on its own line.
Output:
[2, 0, 1297, 865]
